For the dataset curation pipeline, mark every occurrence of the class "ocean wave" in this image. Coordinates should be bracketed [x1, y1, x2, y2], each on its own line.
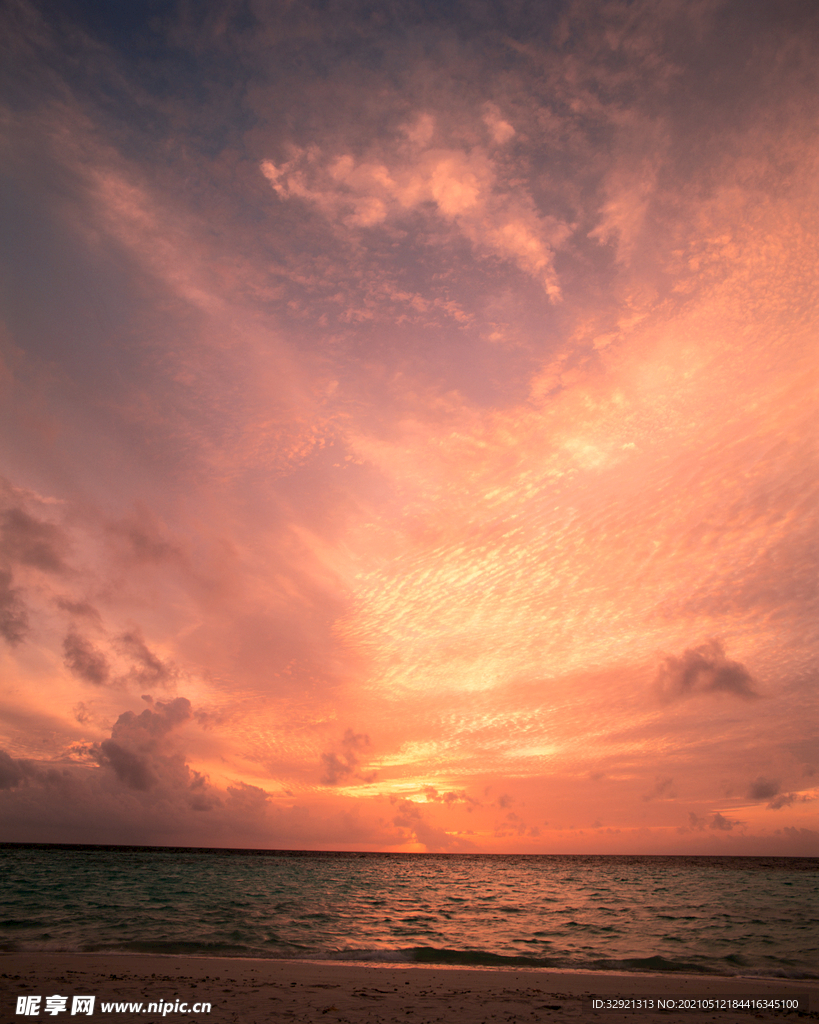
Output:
[3, 846, 816, 981]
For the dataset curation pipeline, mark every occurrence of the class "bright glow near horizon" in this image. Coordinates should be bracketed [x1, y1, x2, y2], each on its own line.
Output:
[0, 0, 817, 854]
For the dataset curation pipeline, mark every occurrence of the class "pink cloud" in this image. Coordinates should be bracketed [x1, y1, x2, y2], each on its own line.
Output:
[0, 0, 816, 853]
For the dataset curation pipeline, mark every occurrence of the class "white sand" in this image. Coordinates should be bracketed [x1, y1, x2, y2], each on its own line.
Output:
[1, 954, 816, 1023]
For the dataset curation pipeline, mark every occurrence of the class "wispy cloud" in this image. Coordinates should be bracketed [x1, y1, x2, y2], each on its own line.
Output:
[0, 0, 816, 853]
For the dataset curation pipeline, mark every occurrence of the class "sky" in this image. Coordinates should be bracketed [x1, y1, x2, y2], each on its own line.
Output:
[0, 0, 817, 855]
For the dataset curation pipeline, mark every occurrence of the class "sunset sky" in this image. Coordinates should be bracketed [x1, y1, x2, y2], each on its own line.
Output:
[1, 0, 817, 854]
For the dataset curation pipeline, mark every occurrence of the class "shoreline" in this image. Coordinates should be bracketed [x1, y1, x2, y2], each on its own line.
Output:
[3, 948, 817, 979]
[2, 953, 816, 1022]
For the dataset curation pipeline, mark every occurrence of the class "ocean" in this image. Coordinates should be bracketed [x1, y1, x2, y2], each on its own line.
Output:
[1, 846, 816, 979]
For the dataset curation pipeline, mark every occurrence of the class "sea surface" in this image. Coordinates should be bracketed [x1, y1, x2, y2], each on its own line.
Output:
[1, 846, 816, 979]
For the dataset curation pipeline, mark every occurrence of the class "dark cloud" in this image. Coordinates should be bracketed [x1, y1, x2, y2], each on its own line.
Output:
[96, 740, 155, 791]
[1, 506, 67, 572]
[0, 749, 71, 791]
[110, 697, 192, 742]
[188, 769, 216, 812]
[780, 827, 819, 856]
[655, 640, 759, 703]
[73, 702, 92, 725]
[116, 630, 176, 687]
[710, 811, 742, 831]
[493, 808, 540, 840]
[319, 752, 354, 786]
[6, 697, 222, 827]
[108, 506, 185, 565]
[55, 597, 102, 622]
[423, 785, 481, 810]
[391, 797, 474, 851]
[767, 792, 796, 810]
[226, 780, 271, 812]
[748, 776, 779, 800]
[63, 631, 110, 686]
[0, 749, 27, 790]
[95, 697, 194, 792]
[0, 569, 28, 644]
[0, 749, 401, 849]
[92, 697, 222, 808]
[643, 776, 675, 802]
[320, 728, 376, 785]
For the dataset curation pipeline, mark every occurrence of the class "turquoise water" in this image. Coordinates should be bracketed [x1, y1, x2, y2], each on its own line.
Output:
[1, 846, 816, 978]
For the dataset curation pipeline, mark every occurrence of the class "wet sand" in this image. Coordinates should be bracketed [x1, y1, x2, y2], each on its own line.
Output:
[1, 953, 816, 1023]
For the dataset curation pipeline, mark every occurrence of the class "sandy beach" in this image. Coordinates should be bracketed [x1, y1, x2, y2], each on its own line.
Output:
[2, 955, 816, 1023]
